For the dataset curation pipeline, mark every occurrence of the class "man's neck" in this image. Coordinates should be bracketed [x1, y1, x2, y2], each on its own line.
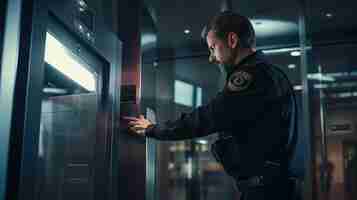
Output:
[220, 48, 257, 77]
[233, 48, 256, 66]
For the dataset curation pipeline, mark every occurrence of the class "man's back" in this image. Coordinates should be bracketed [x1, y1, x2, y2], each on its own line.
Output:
[213, 51, 295, 179]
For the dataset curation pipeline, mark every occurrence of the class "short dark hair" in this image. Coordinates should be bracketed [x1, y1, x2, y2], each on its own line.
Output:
[201, 11, 256, 48]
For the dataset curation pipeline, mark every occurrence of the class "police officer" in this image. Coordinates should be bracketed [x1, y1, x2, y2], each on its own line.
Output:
[125, 11, 296, 200]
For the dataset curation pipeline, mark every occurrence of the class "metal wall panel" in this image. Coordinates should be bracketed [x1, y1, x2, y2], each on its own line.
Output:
[0, 0, 122, 200]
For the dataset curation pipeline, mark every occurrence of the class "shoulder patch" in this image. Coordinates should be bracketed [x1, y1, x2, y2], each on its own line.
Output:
[227, 70, 253, 92]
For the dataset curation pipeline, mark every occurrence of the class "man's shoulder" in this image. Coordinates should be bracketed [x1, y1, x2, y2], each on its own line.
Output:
[233, 61, 276, 84]
[226, 63, 274, 93]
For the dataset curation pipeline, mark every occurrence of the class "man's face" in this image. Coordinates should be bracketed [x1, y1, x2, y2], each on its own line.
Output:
[206, 30, 236, 65]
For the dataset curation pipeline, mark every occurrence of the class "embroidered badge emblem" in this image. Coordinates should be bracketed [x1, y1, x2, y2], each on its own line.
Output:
[227, 71, 252, 92]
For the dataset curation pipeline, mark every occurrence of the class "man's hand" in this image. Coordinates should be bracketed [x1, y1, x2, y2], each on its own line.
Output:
[123, 115, 153, 136]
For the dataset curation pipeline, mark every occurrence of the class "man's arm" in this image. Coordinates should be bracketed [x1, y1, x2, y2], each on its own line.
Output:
[126, 67, 274, 141]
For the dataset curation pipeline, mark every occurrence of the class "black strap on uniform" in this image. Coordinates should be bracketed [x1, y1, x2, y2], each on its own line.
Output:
[273, 66, 298, 163]
[287, 84, 298, 162]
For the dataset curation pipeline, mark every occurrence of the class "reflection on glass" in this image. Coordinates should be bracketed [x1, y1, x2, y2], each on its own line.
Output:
[174, 80, 194, 107]
[310, 44, 357, 200]
[165, 136, 238, 200]
[38, 93, 98, 200]
[45, 32, 96, 91]
[196, 87, 202, 107]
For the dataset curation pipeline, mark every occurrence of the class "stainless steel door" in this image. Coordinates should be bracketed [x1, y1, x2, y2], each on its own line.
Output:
[35, 16, 109, 200]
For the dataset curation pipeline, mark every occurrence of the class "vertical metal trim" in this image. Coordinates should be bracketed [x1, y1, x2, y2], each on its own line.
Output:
[16, 0, 47, 199]
[318, 65, 328, 194]
[0, 0, 47, 199]
[298, 0, 314, 199]
[0, 0, 23, 199]
[146, 138, 157, 200]
[220, 0, 232, 12]
[108, 39, 122, 200]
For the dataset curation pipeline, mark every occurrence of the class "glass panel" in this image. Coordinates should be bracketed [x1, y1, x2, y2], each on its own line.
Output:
[153, 1, 303, 200]
[307, 0, 357, 199]
[167, 141, 189, 200]
[174, 80, 194, 107]
[196, 87, 202, 108]
[310, 44, 357, 200]
[36, 32, 99, 200]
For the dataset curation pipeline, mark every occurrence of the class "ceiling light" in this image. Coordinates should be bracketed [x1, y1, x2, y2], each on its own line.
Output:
[78, 0, 87, 7]
[293, 85, 303, 91]
[250, 19, 298, 38]
[261, 46, 312, 55]
[184, 29, 190, 34]
[288, 64, 296, 69]
[78, 24, 84, 32]
[153, 61, 158, 67]
[197, 140, 208, 145]
[308, 73, 335, 82]
[325, 13, 333, 18]
[290, 51, 301, 57]
[43, 87, 68, 94]
[262, 47, 300, 54]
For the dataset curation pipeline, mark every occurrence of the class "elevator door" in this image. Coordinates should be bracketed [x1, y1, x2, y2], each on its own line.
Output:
[35, 18, 107, 200]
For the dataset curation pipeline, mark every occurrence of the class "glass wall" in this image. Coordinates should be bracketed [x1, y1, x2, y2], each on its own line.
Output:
[306, 0, 357, 200]
[152, 0, 307, 199]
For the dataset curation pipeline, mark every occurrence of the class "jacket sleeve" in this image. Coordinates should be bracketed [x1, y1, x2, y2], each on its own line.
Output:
[145, 67, 275, 141]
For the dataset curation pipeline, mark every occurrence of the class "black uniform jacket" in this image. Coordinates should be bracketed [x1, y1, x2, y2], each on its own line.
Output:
[145, 51, 295, 175]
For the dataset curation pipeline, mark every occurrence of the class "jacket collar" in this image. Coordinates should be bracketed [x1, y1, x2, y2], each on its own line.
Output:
[226, 50, 266, 78]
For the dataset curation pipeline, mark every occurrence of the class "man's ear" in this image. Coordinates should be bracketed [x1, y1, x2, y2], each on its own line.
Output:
[228, 32, 239, 49]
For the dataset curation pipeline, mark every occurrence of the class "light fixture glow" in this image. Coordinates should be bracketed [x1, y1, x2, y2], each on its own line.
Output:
[262, 47, 300, 54]
[308, 73, 335, 82]
[293, 85, 303, 90]
[325, 13, 333, 18]
[45, 32, 96, 91]
[288, 64, 296, 69]
[290, 51, 301, 57]
[43, 87, 68, 94]
[261, 46, 312, 55]
[197, 140, 207, 145]
[184, 29, 190, 34]
[187, 158, 192, 179]
[78, 0, 87, 7]
[250, 19, 298, 38]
